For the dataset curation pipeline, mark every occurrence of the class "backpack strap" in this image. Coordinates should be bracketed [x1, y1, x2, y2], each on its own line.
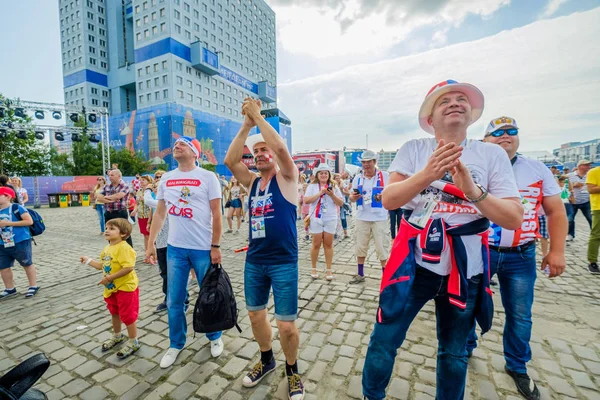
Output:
[11, 204, 21, 220]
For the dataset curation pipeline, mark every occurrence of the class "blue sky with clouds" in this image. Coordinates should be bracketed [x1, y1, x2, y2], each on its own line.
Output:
[0, 0, 599, 152]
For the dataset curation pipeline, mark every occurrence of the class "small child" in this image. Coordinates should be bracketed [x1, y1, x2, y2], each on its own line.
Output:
[0, 187, 39, 299]
[80, 218, 141, 359]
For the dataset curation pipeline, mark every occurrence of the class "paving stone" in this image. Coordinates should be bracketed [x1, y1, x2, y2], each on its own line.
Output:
[197, 375, 229, 398]
[46, 370, 74, 387]
[121, 382, 151, 400]
[307, 360, 328, 382]
[61, 353, 88, 370]
[478, 379, 499, 400]
[387, 378, 410, 399]
[189, 361, 219, 385]
[318, 344, 337, 362]
[61, 378, 91, 396]
[79, 386, 110, 400]
[559, 353, 586, 371]
[568, 369, 597, 390]
[547, 376, 578, 397]
[220, 391, 243, 400]
[143, 382, 175, 400]
[128, 358, 157, 375]
[168, 362, 200, 384]
[332, 357, 353, 376]
[92, 368, 118, 383]
[248, 385, 272, 400]
[347, 375, 363, 399]
[221, 356, 249, 378]
[411, 344, 436, 358]
[573, 344, 600, 362]
[46, 388, 66, 400]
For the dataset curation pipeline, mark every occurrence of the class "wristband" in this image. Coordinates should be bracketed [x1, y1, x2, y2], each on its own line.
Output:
[211, 244, 221, 248]
[85, 258, 92, 266]
[465, 184, 489, 203]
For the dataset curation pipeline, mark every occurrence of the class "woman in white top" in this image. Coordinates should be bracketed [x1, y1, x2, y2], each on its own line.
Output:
[10, 177, 28, 206]
[303, 164, 344, 280]
[226, 176, 246, 233]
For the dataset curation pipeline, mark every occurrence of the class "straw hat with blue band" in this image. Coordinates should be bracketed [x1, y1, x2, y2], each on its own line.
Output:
[418, 80, 485, 134]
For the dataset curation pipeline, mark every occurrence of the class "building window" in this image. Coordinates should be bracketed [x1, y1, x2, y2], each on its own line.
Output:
[163, 89, 168, 98]
[177, 90, 184, 99]
[155, 91, 160, 100]
[176, 76, 183, 85]
[160, 22, 166, 31]
[162, 60, 167, 70]
[160, 8, 165, 17]
[145, 66, 150, 74]
[154, 77, 159, 86]
[162, 75, 168, 83]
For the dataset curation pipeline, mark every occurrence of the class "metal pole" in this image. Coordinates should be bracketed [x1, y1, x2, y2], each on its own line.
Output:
[366, 134, 369, 149]
[101, 112, 107, 175]
[106, 114, 111, 169]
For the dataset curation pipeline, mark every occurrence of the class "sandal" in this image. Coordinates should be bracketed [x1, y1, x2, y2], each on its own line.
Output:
[25, 286, 40, 298]
[116, 340, 141, 359]
[311, 269, 319, 279]
[101, 334, 126, 352]
[326, 271, 334, 280]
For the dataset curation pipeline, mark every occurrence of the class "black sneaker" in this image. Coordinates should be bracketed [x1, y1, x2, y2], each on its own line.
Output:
[505, 366, 540, 400]
[242, 359, 276, 388]
[287, 372, 305, 400]
[588, 263, 600, 274]
[154, 301, 167, 313]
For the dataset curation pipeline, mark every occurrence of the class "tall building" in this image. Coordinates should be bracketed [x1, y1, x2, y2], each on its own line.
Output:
[58, 0, 289, 174]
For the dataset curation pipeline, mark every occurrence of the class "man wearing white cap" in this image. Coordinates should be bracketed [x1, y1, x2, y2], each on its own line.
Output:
[225, 99, 304, 400]
[348, 150, 389, 284]
[466, 116, 566, 400]
[362, 80, 524, 400]
[146, 136, 224, 368]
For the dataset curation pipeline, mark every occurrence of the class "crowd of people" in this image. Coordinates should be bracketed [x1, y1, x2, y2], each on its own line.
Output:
[1, 78, 599, 400]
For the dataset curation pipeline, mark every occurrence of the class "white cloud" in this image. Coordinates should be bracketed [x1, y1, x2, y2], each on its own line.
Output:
[540, 0, 570, 18]
[277, 8, 600, 154]
[269, 0, 511, 58]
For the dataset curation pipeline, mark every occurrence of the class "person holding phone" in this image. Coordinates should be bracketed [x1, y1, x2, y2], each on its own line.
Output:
[348, 150, 390, 284]
[303, 164, 344, 280]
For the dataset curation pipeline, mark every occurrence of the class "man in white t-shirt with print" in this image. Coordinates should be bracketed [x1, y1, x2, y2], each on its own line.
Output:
[466, 116, 566, 400]
[362, 80, 524, 400]
[146, 136, 224, 369]
[348, 150, 389, 284]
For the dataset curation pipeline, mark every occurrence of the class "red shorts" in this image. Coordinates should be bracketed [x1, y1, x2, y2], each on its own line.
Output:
[104, 288, 139, 326]
[138, 218, 150, 236]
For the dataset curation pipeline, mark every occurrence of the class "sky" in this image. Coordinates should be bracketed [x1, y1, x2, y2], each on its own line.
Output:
[0, 0, 599, 153]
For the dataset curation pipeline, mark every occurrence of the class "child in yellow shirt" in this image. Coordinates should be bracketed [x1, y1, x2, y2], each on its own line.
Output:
[80, 218, 141, 358]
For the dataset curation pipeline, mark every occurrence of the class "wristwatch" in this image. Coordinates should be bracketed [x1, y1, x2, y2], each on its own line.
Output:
[465, 184, 489, 203]
[211, 244, 221, 248]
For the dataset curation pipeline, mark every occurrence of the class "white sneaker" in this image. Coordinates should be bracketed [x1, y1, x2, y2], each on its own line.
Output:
[211, 338, 224, 357]
[160, 348, 182, 368]
[566, 234, 574, 242]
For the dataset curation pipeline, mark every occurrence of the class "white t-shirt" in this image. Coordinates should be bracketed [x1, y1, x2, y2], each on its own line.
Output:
[351, 170, 389, 222]
[388, 138, 520, 278]
[157, 167, 221, 250]
[489, 156, 561, 247]
[305, 183, 343, 221]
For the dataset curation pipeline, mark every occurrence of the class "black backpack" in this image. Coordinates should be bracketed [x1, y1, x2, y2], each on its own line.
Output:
[193, 264, 242, 334]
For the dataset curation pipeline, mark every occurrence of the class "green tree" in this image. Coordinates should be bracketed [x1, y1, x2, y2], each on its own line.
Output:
[202, 163, 216, 173]
[0, 95, 50, 176]
[48, 147, 74, 176]
[70, 113, 104, 176]
[110, 148, 152, 176]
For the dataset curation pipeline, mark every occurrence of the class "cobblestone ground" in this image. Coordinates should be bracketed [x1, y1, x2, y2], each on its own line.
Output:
[0, 206, 599, 400]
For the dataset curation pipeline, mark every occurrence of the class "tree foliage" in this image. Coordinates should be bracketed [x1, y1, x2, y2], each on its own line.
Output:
[0, 95, 51, 176]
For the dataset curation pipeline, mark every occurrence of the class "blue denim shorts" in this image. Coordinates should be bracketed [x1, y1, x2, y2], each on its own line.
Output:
[0, 239, 33, 270]
[244, 262, 298, 321]
[230, 199, 243, 209]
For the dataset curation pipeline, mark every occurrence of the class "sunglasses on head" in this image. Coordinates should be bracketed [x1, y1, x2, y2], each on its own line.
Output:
[487, 128, 519, 138]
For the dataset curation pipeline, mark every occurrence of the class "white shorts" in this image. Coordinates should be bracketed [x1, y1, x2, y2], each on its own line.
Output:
[309, 218, 337, 234]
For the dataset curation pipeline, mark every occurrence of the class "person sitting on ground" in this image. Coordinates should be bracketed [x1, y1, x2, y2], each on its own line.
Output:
[80, 218, 140, 359]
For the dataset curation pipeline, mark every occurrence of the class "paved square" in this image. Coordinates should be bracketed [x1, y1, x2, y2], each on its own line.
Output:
[0, 207, 598, 399]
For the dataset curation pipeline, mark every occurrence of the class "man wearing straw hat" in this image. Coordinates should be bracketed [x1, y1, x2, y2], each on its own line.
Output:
[361, 80, 524, 400]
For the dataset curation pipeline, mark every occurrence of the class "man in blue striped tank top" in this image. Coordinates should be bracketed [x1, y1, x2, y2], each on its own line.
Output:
[225, 98, 304, 400]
